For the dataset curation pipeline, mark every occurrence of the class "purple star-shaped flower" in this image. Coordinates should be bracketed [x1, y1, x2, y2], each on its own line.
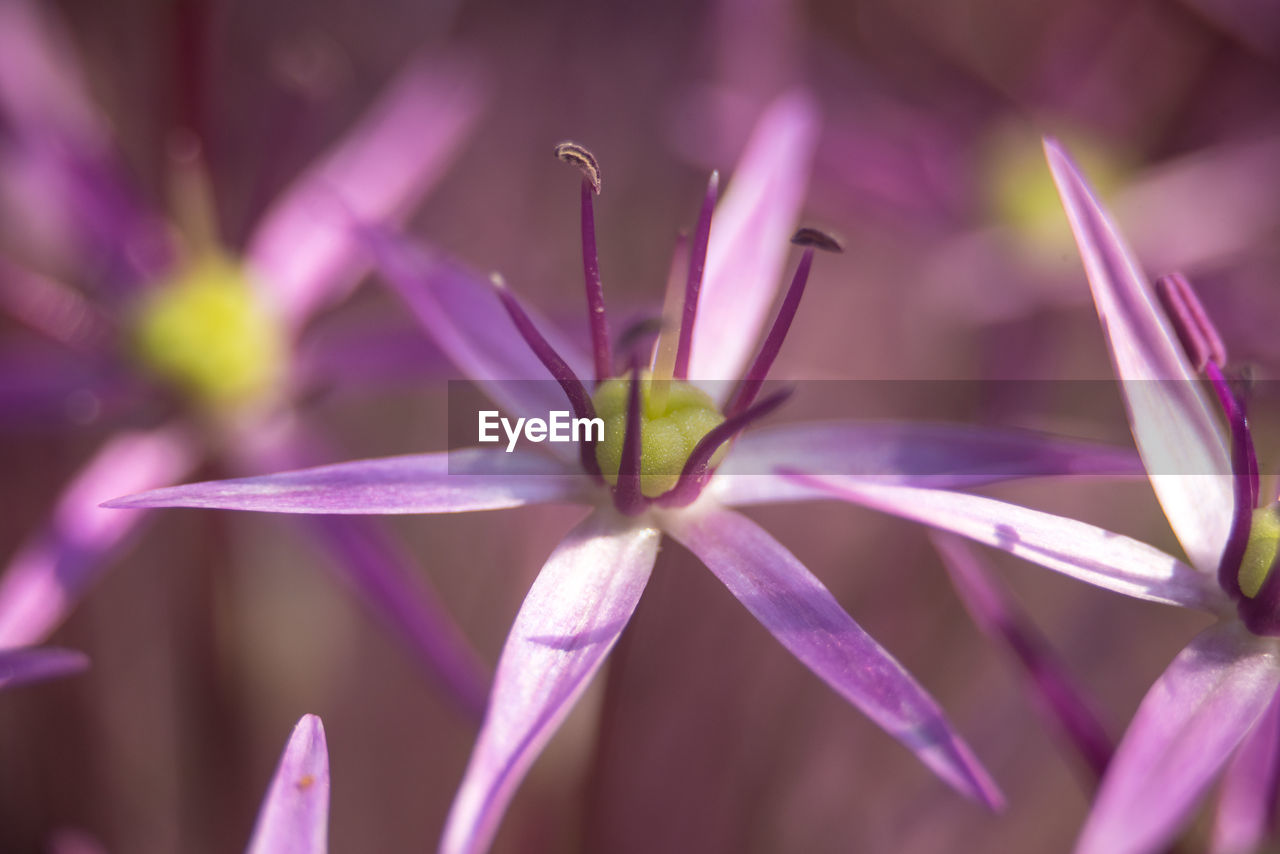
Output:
[109, 93, 1145, 853]
[788, 139, 1280, 854]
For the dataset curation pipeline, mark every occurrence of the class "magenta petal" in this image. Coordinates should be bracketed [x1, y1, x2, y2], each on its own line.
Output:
[0, 424, 198, 646]
[662, 506, 1004, 809]
[1076, 623, 1280, 854]
[245, 715, 330, 854]
[712, 420, 1143, 505]
[364, 229, 592, 426]
[788, 474, 1223, 611]
[1044, 140, 1232, 574]
[440, 510, 660, 854]
[688, 90, 819, 392]
[1212, 690, 1280, 854]
[247, 56, 485, 329]
[104, 448, 587, 514]
[0, 646, 88, 690]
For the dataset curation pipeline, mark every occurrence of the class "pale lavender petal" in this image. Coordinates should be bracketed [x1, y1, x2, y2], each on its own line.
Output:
[47, 828, 109, 854]
[291, 314, 449, 393]
[662, 506, 1004, 809]
[688, 90, 819, 391]
[933, 533, 1114, 781]
[0, 424, 199, 646]
[1076, 623, 1280, 854]
[0, 646, 88, 690]
[248, 57, 485, 330]
[1212, 690, 1280, 854]
[105, 448, 586, 514]
[440, 511, 660, 854]
[246, 714, 330, 854]
[1044, 140, 1232, 574]
[711, 420, 1142, 505]
[784, 473, 1222, 611]
[364, 229, 593, 424]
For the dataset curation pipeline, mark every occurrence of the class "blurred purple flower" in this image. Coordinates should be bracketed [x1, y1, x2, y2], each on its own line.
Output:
[0, 0, 489, 716]
[0, 645, 87, 691]
[108, 92, 1152, 853]
[245, 714, 330, 854]
[787, 141, 1280, 854]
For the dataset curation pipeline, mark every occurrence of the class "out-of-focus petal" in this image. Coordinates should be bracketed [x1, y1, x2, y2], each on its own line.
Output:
[933, 533, 1114, 781]
[364, 228, 592, 424]
[1212, 690, 1280, 854]
[248, 56, 485, 329]
[0, 424, 199, 646]
[0, 646, 88, 690]
[1076, 623, 1280, 854]
[688, 90, 819, 392]
[784, 473, 1222, 611]
[104, 448, 586, 514]
[662, 505, 1004, 809]
[245, 714, 330, 854]
[47, 828, 108, 854]
[291, 313, 450, 394]
[711, 420, 1142, 505]
[440, 510, 660, 854]
[1044, 140, 1232, 574]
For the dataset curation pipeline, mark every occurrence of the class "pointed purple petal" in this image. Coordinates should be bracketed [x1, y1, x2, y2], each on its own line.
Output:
[1044, 140, 1232, 574]
[711, 420, 1143, 505]
[662, 506, 1004, 809]
[248, 57, 485, 329]
[688, 90, 819, 392]
[105, 448, 586, 514]
[246, 715, 330, 854]
[0, 646, 88, 690]
[0, 425, 198, 646]
[1212, 691, 1280, 854]
[933, 533, 1114, 781]
[364, 229, 592, 426]
[1076, 624, 1280, 854]
[440, 511, 660, 854]
[785, 474, 1222, 611]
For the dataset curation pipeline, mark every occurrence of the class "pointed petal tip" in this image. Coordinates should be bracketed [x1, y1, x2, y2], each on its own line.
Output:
[247, 713, 330, 854]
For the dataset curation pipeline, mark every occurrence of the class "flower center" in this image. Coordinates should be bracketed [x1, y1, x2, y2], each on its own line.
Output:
[1239, 505, 1280, 599]
[132, 256, 286, 409]
[593, 372, 726, 498]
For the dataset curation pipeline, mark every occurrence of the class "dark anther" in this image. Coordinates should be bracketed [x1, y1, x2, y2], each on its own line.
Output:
[790, 227, 844, 253]
[554, 141, 602, 194]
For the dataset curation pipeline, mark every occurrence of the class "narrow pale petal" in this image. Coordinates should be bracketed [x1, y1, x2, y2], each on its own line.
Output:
[1076, 623, 1280, 854]
[364, 228, 592, 425]
[440, 511, 660, 854]
[0, 424, 198, 646]
[248, 57, 485, 329]
[0, 646, 88, 690]
[246, 714, 330, 854]
[1044, 140, 1232, 573]
[1212, 690, 1280, 854]
[662, 506, 1004, 809]
[785, 474, 1222, 611]
[711, 420, 1143, 505]
[105, 448, 587, 514]
[688, 90, 819, 392]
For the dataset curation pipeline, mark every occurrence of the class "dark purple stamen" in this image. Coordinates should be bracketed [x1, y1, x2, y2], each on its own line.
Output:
[613, 360, 646, 515]
[555, 142, 612, 383]
[727, 228, 842, 418]
[492, 276, 601, 478]
[1155, 273, 1227, 373]
[1208, 359, 1259, 601]
[657, 387, 793, 507]
[673, 172, 719, 380]
[1240, 549, 1280, 636]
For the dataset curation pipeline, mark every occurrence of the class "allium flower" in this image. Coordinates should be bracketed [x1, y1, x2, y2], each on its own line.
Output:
[0, 0, 487, 714]
[786, 140, 1280, 854]
[106, 93, 1146, 853]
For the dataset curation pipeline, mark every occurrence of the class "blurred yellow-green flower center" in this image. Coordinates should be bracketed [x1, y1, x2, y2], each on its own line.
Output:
[593, 372, 725, 498]
[133, 257, 286, 409]
[1240, 505, 1280, 599]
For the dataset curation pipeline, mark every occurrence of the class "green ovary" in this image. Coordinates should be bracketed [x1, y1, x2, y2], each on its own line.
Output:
[133, 256, 285, 410]
[593, 373, 726, 498]
[1240, 505, 1280, 599]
